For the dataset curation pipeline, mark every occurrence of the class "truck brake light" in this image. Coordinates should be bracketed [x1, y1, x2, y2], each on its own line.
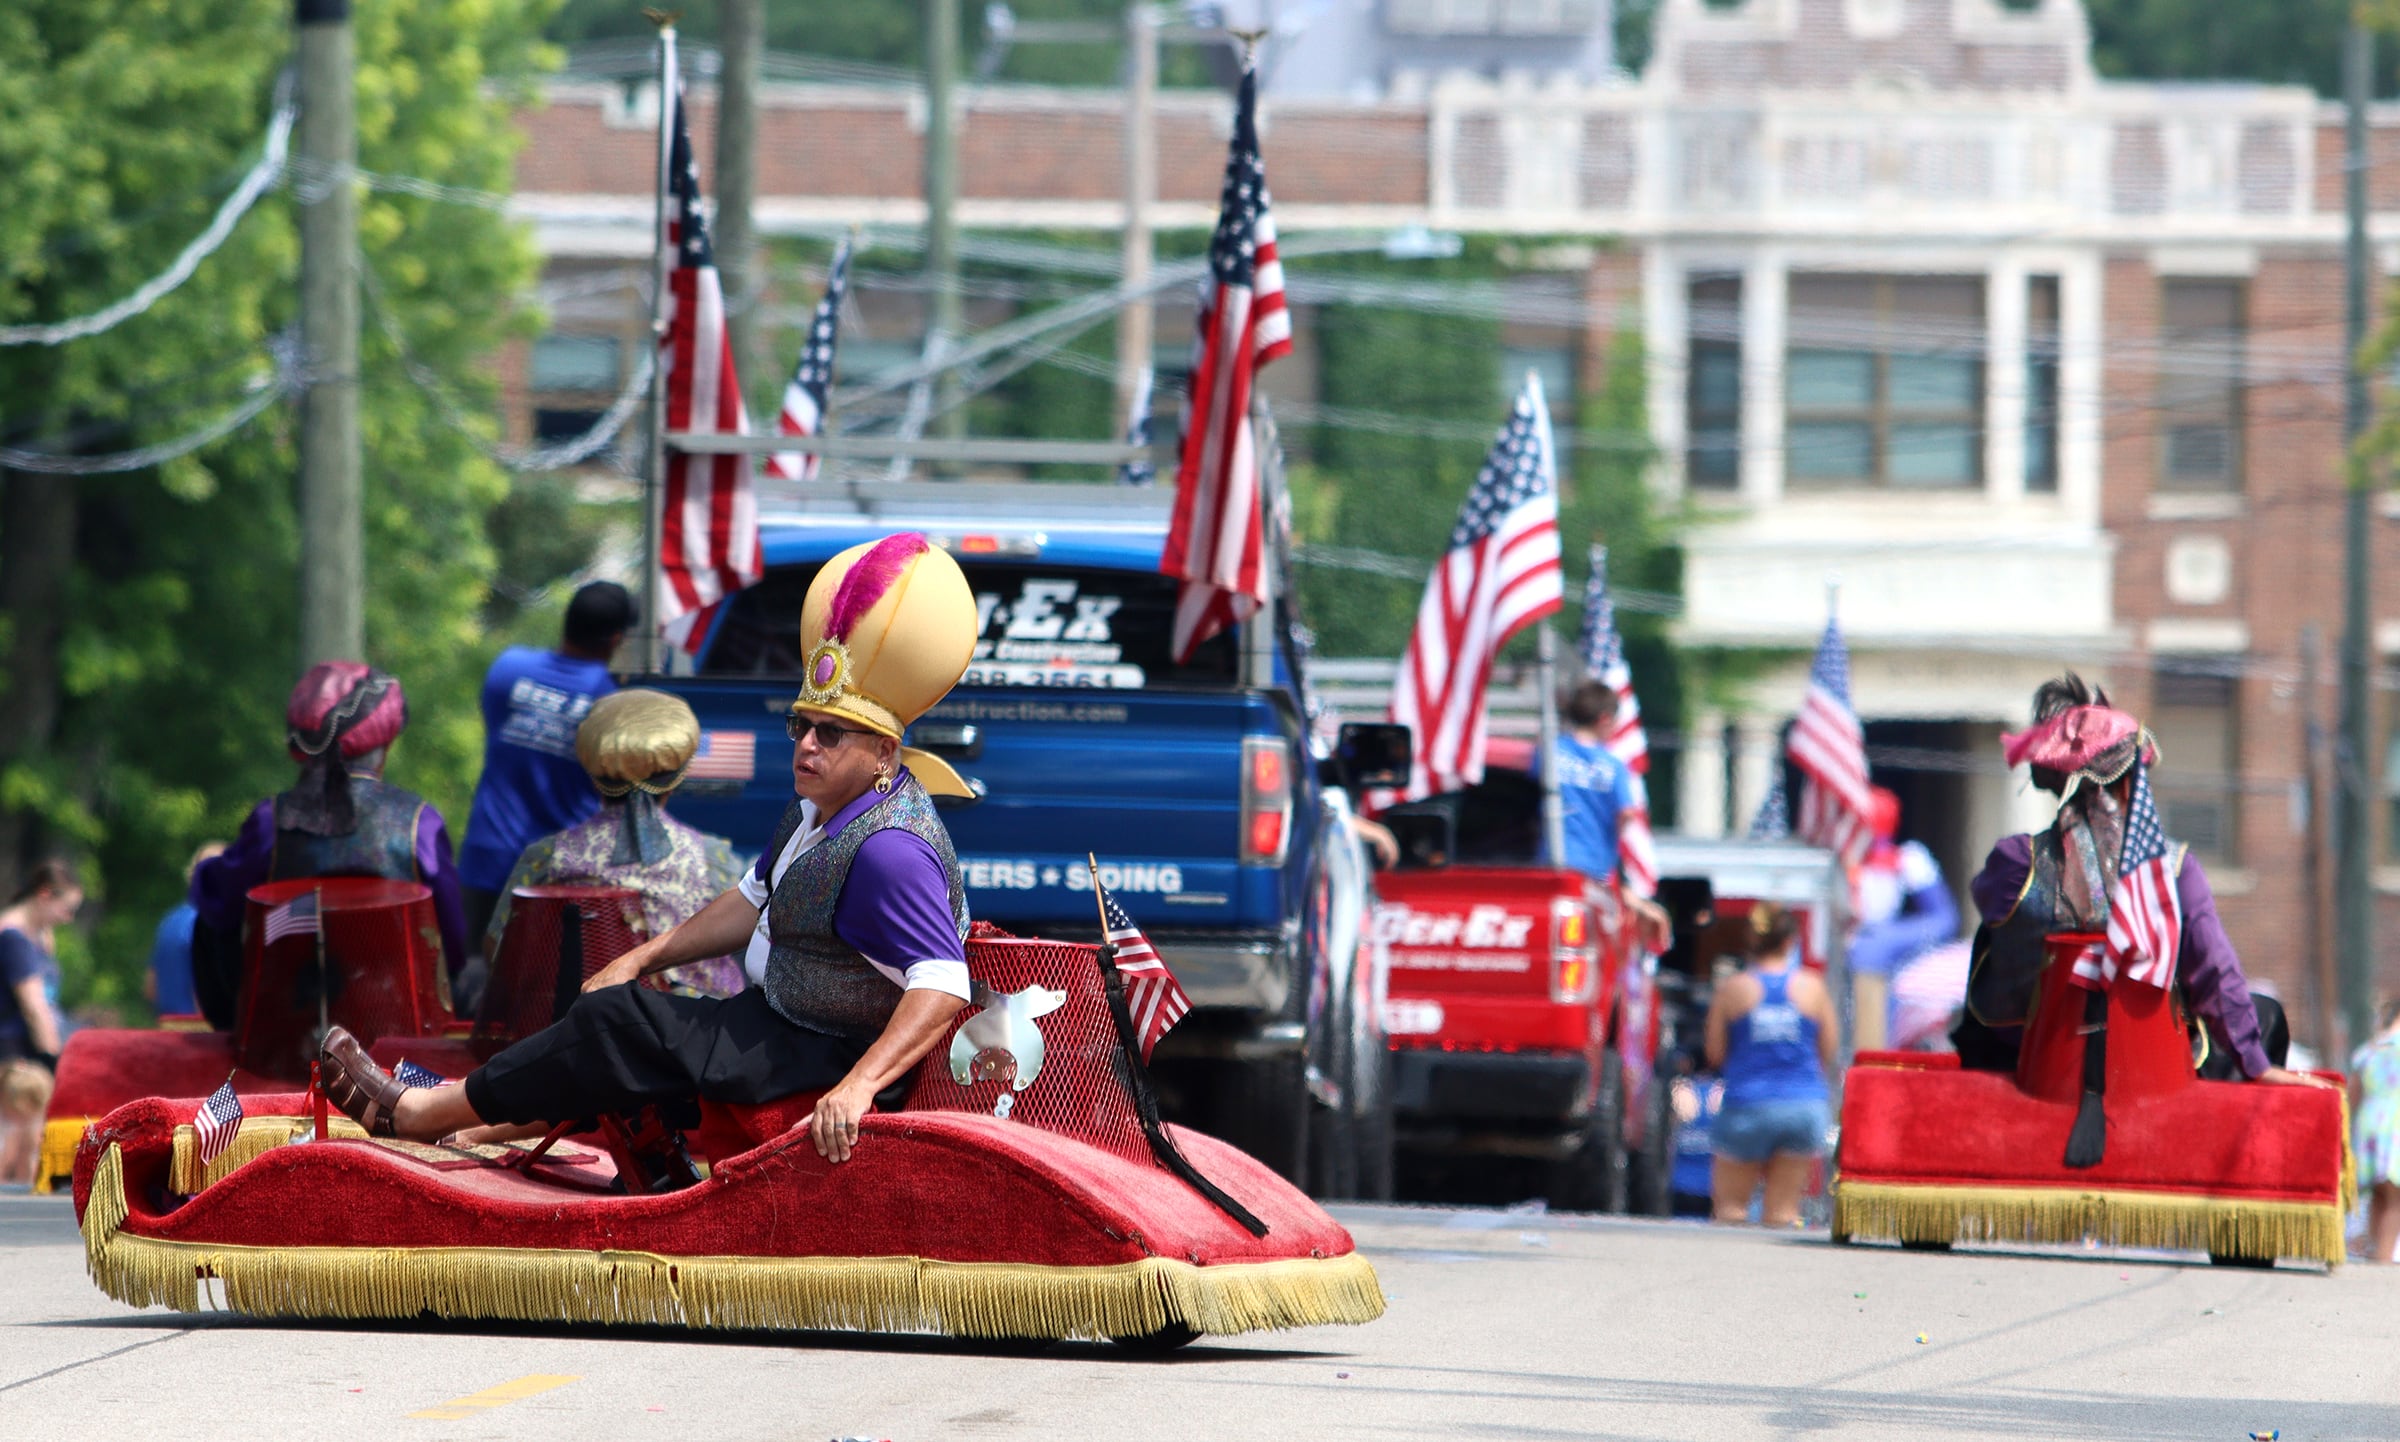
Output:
[1239, 735, 1293, 867]
[1549, 897, 1600, 1004]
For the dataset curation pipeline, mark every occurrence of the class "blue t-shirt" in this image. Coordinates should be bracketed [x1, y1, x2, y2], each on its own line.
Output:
[149, 902, 199, 1016]
[459, 648, 618, 891]
[0, 926, 59, 1060]
[1551, 732, 1638, 883]
[1721, 969, 1828, 1109]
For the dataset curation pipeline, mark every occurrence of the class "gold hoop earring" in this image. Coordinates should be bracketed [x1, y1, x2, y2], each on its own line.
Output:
[873, 764, 894, 794]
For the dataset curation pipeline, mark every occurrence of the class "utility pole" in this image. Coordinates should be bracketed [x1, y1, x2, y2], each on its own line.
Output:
[296, 0, 362, 666]
[924, 0, 965, 453]
[2337, 8, 2376, 1058]
[715, 0, 765, 388]
[2302, 624, 2334, 1059]
[1116, 3, 1159, 432]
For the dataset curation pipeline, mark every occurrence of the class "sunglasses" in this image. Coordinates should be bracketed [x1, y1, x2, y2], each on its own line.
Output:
[784, 714, 877, 748]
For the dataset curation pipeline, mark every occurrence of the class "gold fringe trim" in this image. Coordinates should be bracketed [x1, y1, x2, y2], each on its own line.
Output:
[79, 1149, 1382, 1339]
[34, 1117, 90, 1195]
[1833, 1180, 2345, 1267]
[168, 1117, 368, 1195]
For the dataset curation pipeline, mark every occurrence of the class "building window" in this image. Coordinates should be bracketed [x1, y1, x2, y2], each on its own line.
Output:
[529, 333, 622, 393]
[1785, 274, 1984, 489]
[1686, 275, 1741, 490]
[2150, 669, 2239, 865]
[2025, 276, 2060, 493]
[2158, 279, 2244, 493]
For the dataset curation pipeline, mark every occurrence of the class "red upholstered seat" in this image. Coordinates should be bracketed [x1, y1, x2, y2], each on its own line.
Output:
[2015, 932, 2194, 1105]
[693, 1092, 827, 1165]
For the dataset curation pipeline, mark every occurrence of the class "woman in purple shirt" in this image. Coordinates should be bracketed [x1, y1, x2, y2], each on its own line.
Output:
[188, 663, 468, 1028]
[317, 534, 983, 1166]
[1954, 674, 2312, 1088]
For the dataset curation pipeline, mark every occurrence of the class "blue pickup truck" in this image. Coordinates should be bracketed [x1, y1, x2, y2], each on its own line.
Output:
[643, 480, 1390, 1196]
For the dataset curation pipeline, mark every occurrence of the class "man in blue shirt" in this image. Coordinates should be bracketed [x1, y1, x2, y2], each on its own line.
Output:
[458, 583, 635, 966]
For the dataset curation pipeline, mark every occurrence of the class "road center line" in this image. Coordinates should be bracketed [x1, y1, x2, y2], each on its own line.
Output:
[410, 1373, 581, 1421]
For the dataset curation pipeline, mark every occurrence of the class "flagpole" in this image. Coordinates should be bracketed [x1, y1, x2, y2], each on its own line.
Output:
[640, 18, 678, 675]
[1087, 851, 1112, 943]
[313, 883, 329, 1046]
[1537, 624, 1566, 867]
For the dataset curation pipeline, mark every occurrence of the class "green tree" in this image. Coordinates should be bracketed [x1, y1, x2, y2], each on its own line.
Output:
[0, 0, 557, 1013]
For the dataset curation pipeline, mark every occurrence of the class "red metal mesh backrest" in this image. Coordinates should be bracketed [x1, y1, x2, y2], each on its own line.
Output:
[900, 928, 1159, 1172]
[474, 886, 650, 1056]
[238, 878, 444, 1080]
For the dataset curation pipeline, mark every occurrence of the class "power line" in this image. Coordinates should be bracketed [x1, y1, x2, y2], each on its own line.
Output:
[0, 347, 297, 475]
[0, 95, 295, 348]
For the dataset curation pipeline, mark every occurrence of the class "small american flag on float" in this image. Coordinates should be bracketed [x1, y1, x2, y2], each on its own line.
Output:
[687, 730, 755, 780]
[1097, 881, 1189, 1061]
[393, 1059, 447, 1089]
[262, 889, 319, 946]
[2075, 764, 2183, 990]
[192, 1078, 244, 1169]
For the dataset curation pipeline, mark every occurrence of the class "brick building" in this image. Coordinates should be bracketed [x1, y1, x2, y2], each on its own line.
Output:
[506, 0, 2400, 1046]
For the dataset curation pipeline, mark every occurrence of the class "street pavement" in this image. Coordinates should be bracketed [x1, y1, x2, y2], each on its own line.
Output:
[5, 1190, 2398, 1441]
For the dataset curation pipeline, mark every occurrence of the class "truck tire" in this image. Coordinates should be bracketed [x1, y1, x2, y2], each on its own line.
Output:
[1220, 1051, 1311, 1188]
[1544, 1048, 1627, 1215]
[1624, 1069, 1674, 1218]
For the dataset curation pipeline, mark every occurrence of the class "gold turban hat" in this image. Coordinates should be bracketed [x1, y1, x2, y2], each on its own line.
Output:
[790, 533, 978, 797]
[576, 689, 701, 796]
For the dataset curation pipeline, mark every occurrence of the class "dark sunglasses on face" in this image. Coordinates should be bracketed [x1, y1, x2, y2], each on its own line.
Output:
[785, 714, 876, 748]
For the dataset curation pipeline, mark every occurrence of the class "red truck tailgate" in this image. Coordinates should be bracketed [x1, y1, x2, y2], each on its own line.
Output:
[1373, 865, 1617, 1054]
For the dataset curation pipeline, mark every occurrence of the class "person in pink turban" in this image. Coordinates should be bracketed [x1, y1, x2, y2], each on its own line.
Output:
[187, 662, 468, 1028]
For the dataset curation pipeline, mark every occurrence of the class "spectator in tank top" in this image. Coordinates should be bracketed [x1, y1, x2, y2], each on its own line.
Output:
[1704, 903, 1839, 1227]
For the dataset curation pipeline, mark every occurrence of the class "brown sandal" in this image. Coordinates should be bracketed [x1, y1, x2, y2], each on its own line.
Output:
[319, 1026, 409, 1137]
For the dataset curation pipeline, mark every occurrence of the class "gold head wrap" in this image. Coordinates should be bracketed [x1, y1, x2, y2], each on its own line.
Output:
[791, 534, 978, 797]
[577, 689, 701, 796]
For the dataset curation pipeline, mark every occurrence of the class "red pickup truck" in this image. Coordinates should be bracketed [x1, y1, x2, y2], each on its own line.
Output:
[1372, 811, 1664, 1213]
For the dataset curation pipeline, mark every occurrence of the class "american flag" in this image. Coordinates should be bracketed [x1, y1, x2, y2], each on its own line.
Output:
[2075, 764, 2184, 990]
[393, 1058, 447, 1089]
[1117, 365, 1156, 487]
[1788, 616, 1873, 868]
[1578, 545, 1655, 897]
[1160, 61, 1288, 663]
[192, 1078, 244, 1169]
[1099, 883, 1189, 1062]
[657, 77, 760, 652]
[765, 238, 850, 483]
[686, 730, 755, 781]
[262, 889, 319, 946]
[1749, 771, 1792, 840]
[1389, 372, 1565, 801]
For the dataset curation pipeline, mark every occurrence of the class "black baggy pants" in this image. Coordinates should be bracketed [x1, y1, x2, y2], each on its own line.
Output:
[462, 984, 864, 1127]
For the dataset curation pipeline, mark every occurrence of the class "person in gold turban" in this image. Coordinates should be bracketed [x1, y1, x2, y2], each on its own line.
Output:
[480, 690, 747, 998]
[320, 535, 981, 1166]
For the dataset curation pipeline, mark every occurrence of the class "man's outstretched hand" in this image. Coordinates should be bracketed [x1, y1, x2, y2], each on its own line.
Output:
[2257, 1066, 2336, 1089]
[810, 1079, 877, 1163]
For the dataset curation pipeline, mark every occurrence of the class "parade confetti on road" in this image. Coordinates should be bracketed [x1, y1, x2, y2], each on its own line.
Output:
[410, 1374, 579, 1421]
[1914, 1333, 1929, 1345]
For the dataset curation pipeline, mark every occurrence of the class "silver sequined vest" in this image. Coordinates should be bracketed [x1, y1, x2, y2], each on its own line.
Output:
[760, 772, 970, 1041]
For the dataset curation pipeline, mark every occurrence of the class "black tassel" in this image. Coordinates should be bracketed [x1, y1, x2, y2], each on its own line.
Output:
[2063, 986, 2109, 1169]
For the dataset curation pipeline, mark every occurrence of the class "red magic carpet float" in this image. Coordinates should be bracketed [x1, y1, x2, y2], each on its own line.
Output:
[67, 537, 1382, 1344]
[1832, 698, 2351, 1267]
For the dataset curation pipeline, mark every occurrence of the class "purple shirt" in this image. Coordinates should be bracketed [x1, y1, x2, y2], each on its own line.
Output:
[1971, 834, 2270, 1080]
[740, 787, 967, 996]
[192, 795, 471, 981]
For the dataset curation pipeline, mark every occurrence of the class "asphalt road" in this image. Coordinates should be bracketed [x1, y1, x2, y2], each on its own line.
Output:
[5, 1190, 2397, 1442]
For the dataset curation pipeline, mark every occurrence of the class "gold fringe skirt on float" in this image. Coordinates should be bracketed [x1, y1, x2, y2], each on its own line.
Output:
[1832, 1180, 2346, 1267]
[80, 1144, 1385, 1340]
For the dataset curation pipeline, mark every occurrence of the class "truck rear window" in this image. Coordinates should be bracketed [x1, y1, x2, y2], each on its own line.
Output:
[703, 561, 1239, 689]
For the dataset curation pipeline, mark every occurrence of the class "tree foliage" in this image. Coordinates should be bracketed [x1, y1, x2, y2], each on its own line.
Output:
[0, 0, 559, 1013]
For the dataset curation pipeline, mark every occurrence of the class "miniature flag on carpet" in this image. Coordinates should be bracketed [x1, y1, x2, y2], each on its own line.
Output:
[2075, 763, 2184, 990]
[1161, 57, 1289, 662]
[686, 730, 755, 780]
[1118, 364, 1156, 487]
[766, 237, 850, 483]
[1100, 884, 1189, 1061]
[262, 890, 319, 946]
[192, 1078, 244, 1169]
[1788, 615, 1873, 867]
[1388, 371, 1564, 801]
[393, 1059, 447, 1089]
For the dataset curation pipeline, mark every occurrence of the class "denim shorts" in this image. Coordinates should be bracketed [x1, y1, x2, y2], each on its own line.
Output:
[1711, 1097, 1829, 1163]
